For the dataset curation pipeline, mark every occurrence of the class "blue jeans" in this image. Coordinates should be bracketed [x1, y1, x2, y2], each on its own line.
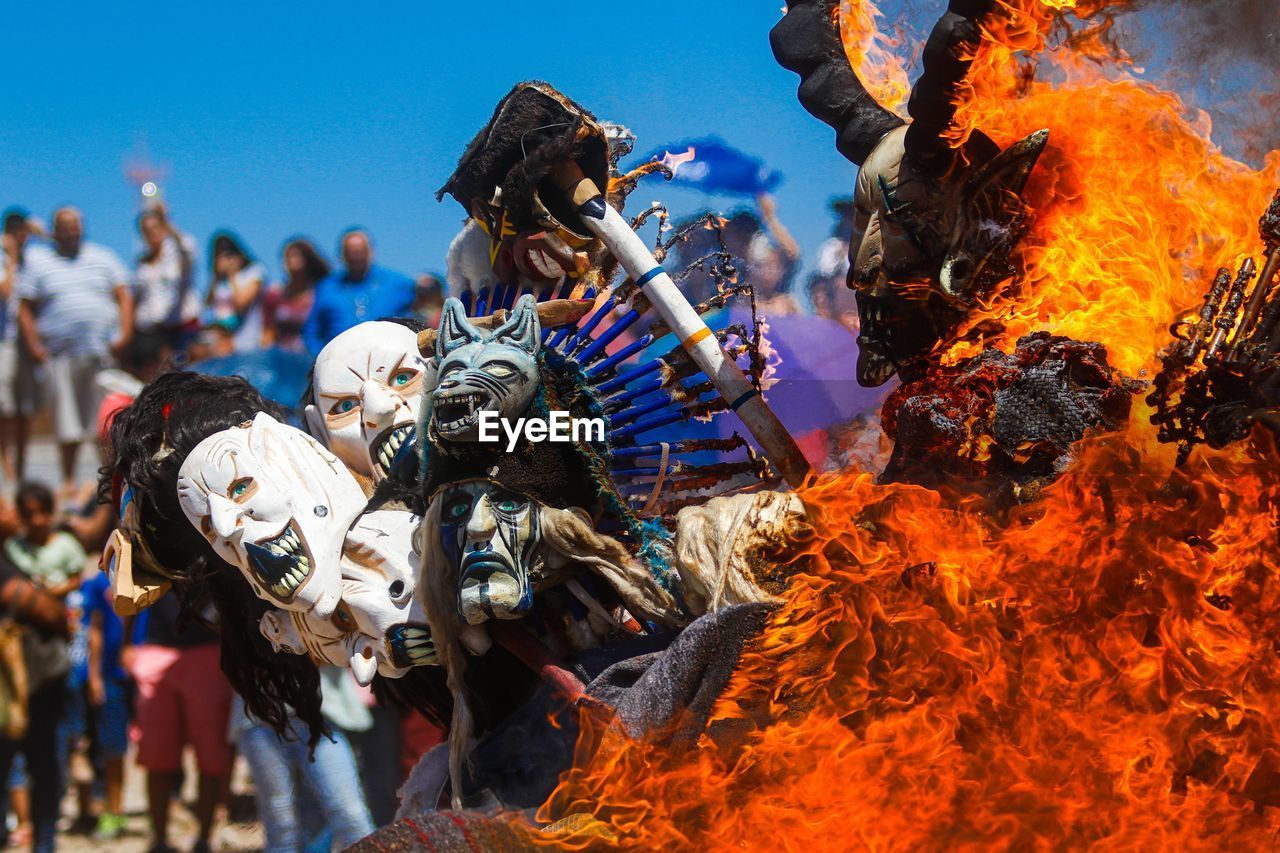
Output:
[237, 723, 374, 852]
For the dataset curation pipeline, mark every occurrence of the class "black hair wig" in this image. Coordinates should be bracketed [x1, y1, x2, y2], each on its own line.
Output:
[100, 371, 327, 746]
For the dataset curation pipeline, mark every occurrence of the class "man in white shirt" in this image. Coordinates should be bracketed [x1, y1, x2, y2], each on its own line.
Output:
[16, 207, 134, 494]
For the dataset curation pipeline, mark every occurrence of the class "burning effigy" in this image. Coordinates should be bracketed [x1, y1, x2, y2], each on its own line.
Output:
[95, 0, 1280, 848]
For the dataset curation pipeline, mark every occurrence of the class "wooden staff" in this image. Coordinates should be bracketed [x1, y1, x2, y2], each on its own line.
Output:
[549, 160, 813, 489]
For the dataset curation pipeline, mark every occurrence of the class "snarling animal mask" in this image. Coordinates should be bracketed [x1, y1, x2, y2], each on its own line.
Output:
[435, 480, 541, 626]
[772, 0, 1048, 385]
[428, 295, 540, 441]
[306, 321, 428, 481]
[177, 412, 365, 618]
[260, 510, 437, 684]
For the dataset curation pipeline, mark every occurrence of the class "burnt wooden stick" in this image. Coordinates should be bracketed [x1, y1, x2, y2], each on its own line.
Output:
[1208, 258, 1256, 361]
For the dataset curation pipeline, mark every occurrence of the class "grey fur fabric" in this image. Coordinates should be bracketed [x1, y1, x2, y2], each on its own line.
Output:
[395, 602, 773, 818]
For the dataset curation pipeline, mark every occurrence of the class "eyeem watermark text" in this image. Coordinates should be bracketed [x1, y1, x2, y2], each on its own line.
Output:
[477, 411, 605, 452]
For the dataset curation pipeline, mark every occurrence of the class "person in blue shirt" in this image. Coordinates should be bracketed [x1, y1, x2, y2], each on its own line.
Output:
[81, 570, 131, 841]
[301, 229, 415, 355]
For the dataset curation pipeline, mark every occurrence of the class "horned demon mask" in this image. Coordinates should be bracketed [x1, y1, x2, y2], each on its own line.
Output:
[259, 510, 437, 684]
[176, 412, 365, 618]
[772, 0, 1049, 386]
[428, 295, 541, 441]
[306, 321, 429, 482]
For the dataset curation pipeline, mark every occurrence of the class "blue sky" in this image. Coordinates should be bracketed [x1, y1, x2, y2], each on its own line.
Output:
[1, 1, 856, 282]
[2, 2, 1262, 286]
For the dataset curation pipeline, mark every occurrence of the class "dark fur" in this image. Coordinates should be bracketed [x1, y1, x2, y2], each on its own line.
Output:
[436, 83, 608, 234]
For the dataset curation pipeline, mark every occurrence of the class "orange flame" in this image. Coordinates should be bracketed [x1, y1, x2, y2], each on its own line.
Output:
[530, 1, 1280, 847]
[838, 0, 912, 114]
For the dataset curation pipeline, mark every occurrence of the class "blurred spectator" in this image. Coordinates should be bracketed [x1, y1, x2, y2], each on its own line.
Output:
[412, 274, 446, 328]
[230, 666, 373, 852]
[807, 272, 861, 335]
[202, 231, 266, 354]
[0, 210, 42, 485]
[302, 229, 415, 354]
[4, 483, 84, 598]
[747, 238, 801, 316]
[16, 208, 133, 497]
[134, 205, 198, 348]
[261, 238, 330, 352]
[0, 490, 74, 853]
[668, 213, 723, 305]
[81, 570, 129, 842]
[813, 196, 854, 284]
[125, 594, 232, 853]
[807, 197, 859, 333]
[721, 209, 762, 264]
[748, 194, 801, 315]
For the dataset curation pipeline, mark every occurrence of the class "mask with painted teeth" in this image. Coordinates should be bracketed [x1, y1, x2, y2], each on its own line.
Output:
[177, 412, 366, 619]
[370, 423, 415, 479]
[306, 321, 429, 482]
[261, 508, 440, 682]
[388, 624, 438, 668]
[339, 509, 437, 672]
[428, 295, 540, 442]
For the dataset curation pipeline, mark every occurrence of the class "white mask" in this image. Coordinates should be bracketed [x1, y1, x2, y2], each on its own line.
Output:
[177, 412, 365, 619]
[306, 322, 429, 481]
[341, 510, 435, 674]
[259, 509, 436, 684]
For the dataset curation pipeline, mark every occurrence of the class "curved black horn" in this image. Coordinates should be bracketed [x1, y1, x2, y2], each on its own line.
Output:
[904, 0, 996, 173]
[771, 0, 906, 166]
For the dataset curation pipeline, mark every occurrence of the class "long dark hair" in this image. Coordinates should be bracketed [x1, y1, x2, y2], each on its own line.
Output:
[281, 237, 331, 298]
[205, 230, 255, 305]
[100, 371, 327, 746]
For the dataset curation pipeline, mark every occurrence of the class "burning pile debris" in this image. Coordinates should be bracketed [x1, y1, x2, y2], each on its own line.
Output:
[1151, 188, 1280, 462]
[881, 332, 1141, 505]
[522, 0, 1280, 848]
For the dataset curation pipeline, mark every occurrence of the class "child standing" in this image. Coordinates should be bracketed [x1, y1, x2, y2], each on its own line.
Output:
[1, 482, 85, 851]
[4, 483, 85, 595]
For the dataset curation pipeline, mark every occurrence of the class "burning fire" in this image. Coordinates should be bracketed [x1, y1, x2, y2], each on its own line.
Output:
[531, 1, 1280, 847]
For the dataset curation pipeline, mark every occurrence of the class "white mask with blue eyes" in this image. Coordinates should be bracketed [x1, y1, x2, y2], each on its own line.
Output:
[305, 321, 431, 482]
[176, 412, 366, 620]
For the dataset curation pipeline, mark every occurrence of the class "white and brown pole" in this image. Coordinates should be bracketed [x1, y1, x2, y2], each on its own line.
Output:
[553, 162, 813, 489]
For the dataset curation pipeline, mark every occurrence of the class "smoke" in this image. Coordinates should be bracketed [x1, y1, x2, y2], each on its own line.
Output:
[1110, 0, 1280, 164]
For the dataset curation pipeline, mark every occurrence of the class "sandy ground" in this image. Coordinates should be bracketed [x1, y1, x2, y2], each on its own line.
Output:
[51, 750, 266, 853]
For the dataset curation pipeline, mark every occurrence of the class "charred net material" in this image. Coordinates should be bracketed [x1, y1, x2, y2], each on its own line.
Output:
[881, 333, 1141, 505]
[1150, 188, 1280, 463]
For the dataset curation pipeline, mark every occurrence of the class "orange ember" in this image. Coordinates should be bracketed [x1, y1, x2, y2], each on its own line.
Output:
[532, 1, 1280, 848]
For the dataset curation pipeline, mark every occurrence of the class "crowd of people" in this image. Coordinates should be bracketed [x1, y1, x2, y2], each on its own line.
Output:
[0, 192, 855, 852]
[0, 205, 449, 499]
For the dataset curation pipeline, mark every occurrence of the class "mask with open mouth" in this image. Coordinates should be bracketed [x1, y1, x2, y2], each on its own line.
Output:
[306, 321, 429, 482]
[177, 412, 365, 619]
[428, 295, 540, 442]
[437, 480, 541, 625]
[259, 509, 437, 684]
[341, 509, 437, 673]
